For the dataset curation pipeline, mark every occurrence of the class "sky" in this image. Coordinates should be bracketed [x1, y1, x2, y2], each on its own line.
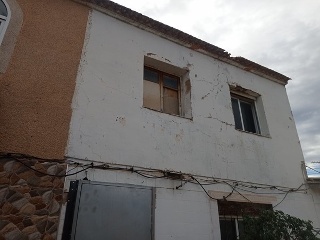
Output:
[112, 0, 320, 176]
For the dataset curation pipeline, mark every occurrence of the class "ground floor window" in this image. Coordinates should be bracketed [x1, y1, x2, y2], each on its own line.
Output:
[220, 217, 244, 240]
[218, 201, 272, 240]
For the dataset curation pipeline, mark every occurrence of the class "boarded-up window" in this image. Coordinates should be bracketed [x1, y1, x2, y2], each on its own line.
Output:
[143, 66, 180, 116]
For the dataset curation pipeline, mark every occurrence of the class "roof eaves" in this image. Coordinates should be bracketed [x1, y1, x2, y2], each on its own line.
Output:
[75, 0, 291, 85]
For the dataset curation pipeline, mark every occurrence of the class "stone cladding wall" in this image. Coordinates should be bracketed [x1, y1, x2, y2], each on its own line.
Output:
[0, 155, 66, 240]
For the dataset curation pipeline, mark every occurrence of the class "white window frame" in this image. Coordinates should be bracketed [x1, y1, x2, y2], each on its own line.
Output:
[0, 0, 10, 46]
[231, 93, 261, 134]
[219, 216, 243, 240]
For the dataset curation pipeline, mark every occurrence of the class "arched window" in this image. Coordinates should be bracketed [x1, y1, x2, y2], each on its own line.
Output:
[0, 0, 9, 45]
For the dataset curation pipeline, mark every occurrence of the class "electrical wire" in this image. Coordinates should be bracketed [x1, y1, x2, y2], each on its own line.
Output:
[134, 170, 165, 179]
[273, 191, 290, 208]
[191, 176, 219, 201]
[272, 184, 305, 208]
[1, 155, 93, 177]
[66, 162, 80, 173]
[235, 186, 287, 195]
[223, 185, 235, 200]
[1, 152, 308, 206]
[66, 154, 305, 191]
[223, 181, 253, 203]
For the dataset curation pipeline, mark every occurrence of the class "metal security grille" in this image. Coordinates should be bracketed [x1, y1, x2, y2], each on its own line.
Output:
[65, 181, 154, 240]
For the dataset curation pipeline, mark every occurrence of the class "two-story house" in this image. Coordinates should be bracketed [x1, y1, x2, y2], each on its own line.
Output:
[1, 0, 319, 240]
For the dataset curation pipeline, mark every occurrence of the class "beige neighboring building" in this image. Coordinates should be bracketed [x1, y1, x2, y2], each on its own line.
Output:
[1, 1, 319, 240]
[0, 0, 89, 239]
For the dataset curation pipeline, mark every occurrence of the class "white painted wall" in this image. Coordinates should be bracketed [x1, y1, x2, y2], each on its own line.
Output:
[68, 10, 304, 188]
[63, 9, 320, 239]
[57, 166, 320, 240]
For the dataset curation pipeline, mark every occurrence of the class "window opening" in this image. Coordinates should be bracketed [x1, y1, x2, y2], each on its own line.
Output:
[143, 66, 180, 116]
[218, 201, 272, 240]
[231, 94, 260, 134]
[220, 217, 244, 240]
[0, 0, 9, 45]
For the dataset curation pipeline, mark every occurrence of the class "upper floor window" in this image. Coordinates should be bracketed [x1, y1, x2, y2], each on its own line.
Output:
[143, 66, 180, 116]
[231, 93, 260, 134]
[0, 0, 9, 45]
[143, 56, 192, 119]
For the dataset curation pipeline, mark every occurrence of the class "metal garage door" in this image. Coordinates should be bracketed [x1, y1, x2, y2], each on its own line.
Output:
[68, 181, 154, 240]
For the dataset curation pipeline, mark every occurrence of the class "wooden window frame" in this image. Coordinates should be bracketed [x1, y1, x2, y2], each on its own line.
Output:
[144, 66, 181, 116]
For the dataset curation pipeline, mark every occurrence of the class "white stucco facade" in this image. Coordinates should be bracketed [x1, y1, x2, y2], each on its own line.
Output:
[61, 9, 320, 240]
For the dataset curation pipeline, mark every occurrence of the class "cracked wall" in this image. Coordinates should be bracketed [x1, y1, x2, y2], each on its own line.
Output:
[67, 10, 305, 189]
[60, 8, 320, 239]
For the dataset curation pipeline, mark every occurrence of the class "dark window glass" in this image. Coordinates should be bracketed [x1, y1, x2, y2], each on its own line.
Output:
[163, 75, 178, 90]
[220, 219, 237, 240]
[231, 95, 260, 134]
[240, 101, 256, 133]
[237, 220, 244, 239]
[0, 1, 7, 17]
[231, 98, 242, 130]
[144, 68, 159, 83]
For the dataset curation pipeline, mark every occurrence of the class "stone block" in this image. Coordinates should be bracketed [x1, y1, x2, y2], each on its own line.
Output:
[47, 165, 58, 175]
[19, 203, 36, 215]
[0, 222, 17, 236]
[28, 231, 41, 240]
[26, 176, 41, 186]
[22, 218, 33, 228]
[48, 200, 60, 215]
[36, 219, 47, 234]
[2, 202, 14, 215]
[39, 181, 53, 188]
[11, 197, 28, 210]
[0, 172, 9, 184]
[4, 161, 16, 172]
[34, 163, 46, 172]
[30, 216, 46, 225]
[43, 233, 54, 240]
[10, 185, 30, 195]
[16, 179, 27, 185]
[9, 174, 20, 185]
[29, 197, 42, 206]
[42, 191, 53, 205]
[0, 188, 9, 204]
[5, 228, 28, 240]
[21, 225, 37, 235]
[18, 171, 35, 181]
